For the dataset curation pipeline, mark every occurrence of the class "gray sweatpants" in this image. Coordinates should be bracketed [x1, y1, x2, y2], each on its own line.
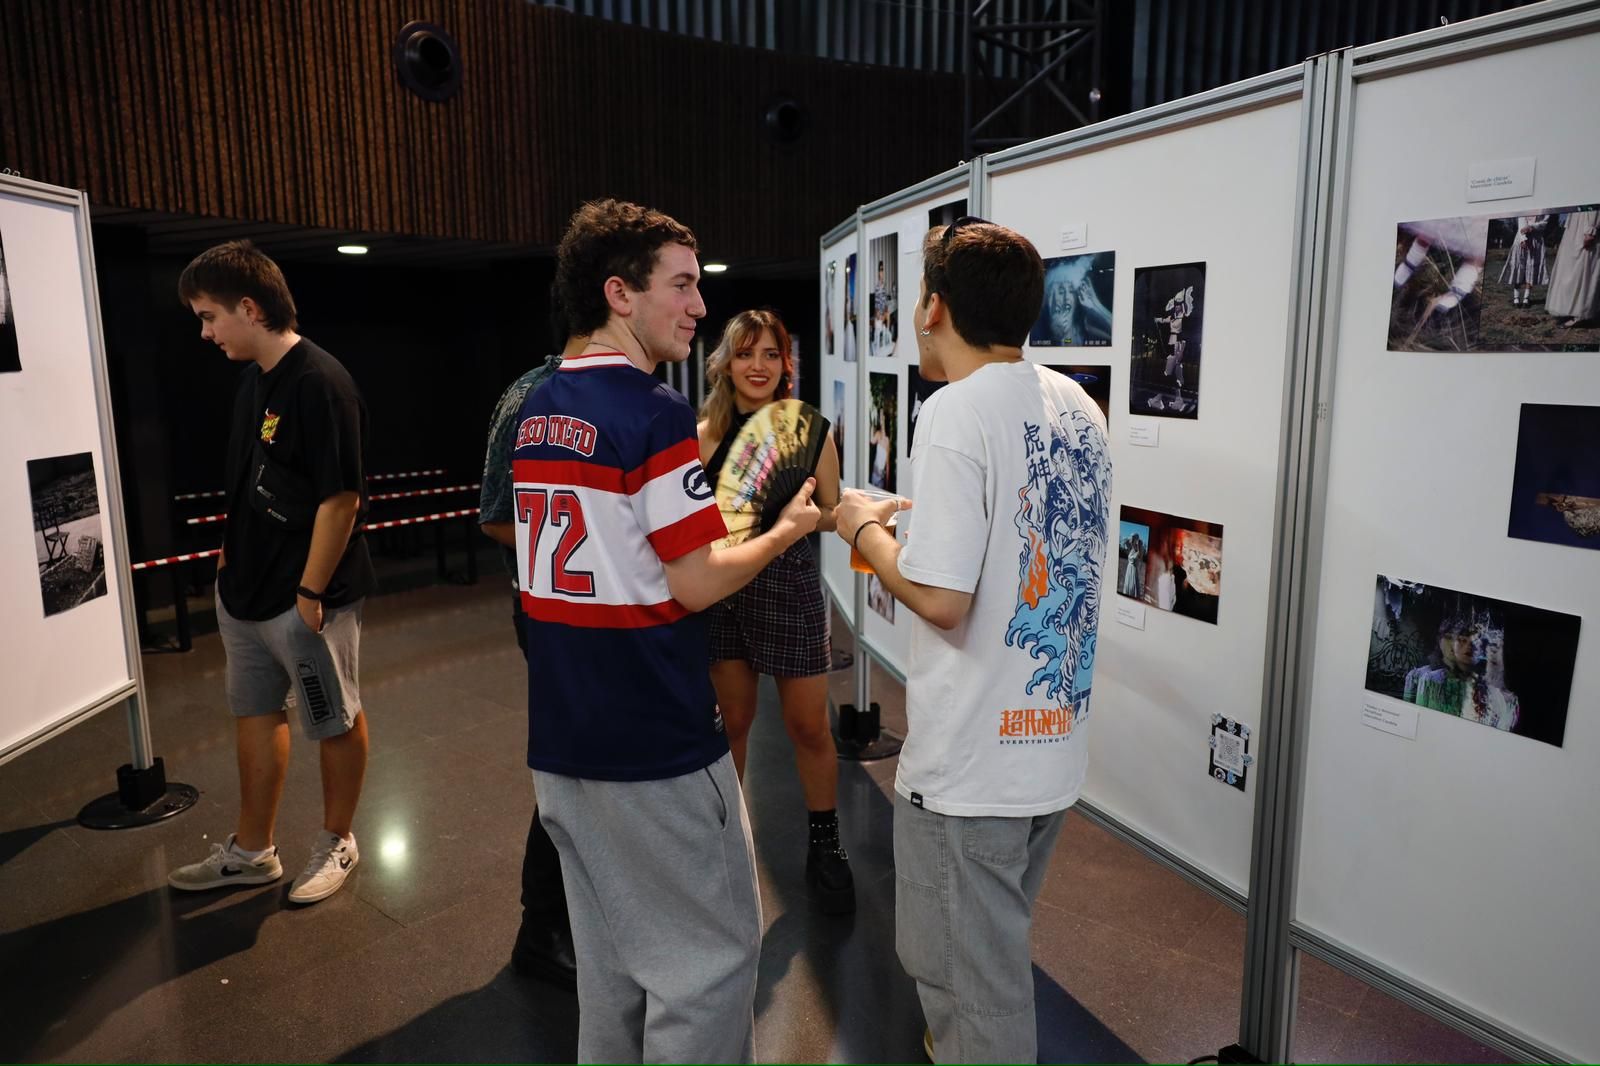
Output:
[893, 794, 1069, 1065]
[534, 753, 762, 1064]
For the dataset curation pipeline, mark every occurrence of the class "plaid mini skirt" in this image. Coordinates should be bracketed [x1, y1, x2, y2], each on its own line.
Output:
[707, 536, 831, 677]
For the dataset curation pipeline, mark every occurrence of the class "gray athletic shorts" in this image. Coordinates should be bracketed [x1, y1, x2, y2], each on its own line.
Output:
[216, 589, 364, 740]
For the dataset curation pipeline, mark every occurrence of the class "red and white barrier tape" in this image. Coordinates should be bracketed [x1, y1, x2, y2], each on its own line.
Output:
[369, 483, 480, 502]
[368, 468, 447, 483]
[131, 548, 222, 572]
[186, 484, 479, 524]
[141, 508, 480, 570]
[363, 508, 480, 531]
[173, 468, 448, 502]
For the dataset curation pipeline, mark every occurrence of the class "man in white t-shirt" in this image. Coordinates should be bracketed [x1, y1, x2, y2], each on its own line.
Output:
[834, 218, 1112, 1064]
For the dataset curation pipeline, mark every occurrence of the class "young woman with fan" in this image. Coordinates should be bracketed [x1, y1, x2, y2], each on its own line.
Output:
[696, 309, 855, 915]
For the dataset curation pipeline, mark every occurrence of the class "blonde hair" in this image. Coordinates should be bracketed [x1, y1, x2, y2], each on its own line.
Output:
[698, 309, 794, 442]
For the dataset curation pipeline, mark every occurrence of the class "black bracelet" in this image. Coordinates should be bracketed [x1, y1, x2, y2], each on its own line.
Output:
[852, 519, 884, 552]
[296, 585, 325, 602]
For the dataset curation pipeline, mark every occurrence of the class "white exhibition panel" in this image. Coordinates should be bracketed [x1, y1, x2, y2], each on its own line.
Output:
[1294, 32, 1600, 1062]
[855, 210, 910, 676]
[0, 189, 135, 756]
[819, 230, 858, 625]
[856, 195, 964, 680]
[988, 95, 1305, 894]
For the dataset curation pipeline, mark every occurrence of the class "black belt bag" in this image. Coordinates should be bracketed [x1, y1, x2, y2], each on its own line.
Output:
[248, 438, 319, 530]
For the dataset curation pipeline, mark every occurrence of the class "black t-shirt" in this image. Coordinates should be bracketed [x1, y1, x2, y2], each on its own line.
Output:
[218, 338, 376, 620]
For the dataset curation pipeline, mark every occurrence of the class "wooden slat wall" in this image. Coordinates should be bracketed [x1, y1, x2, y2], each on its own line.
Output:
[0, 0, 964, 260]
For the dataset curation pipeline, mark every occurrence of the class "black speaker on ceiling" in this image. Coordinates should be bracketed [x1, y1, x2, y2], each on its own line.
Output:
[764, 95, 807, 145]
[393, 21, 463, 103]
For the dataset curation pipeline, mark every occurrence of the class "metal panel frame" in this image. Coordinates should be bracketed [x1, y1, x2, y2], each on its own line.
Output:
[1236, 49, 1345, 1063]
[853, 163, 972, 703]
[817, 6, 1597, 1056]
[980, 61, 1320, 1057]
[1267, 4, 1600, 1062]
[984, 63, 1305, 176]
[0, 173, 153, 770]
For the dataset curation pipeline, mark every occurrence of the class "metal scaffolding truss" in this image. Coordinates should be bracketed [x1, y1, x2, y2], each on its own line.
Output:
[963, 0, 1105, 156]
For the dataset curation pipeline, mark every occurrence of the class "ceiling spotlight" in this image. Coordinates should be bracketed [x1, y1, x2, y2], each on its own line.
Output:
[703, 262, 729, 274]
[337, 245, 369, 255]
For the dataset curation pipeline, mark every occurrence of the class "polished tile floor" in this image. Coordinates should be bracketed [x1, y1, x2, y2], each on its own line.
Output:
[0, 575, 1510, 1063]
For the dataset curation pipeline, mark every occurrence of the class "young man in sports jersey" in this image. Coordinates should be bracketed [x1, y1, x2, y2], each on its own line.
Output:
[513, 199, 819, 1063]
[168, 240, 375, 906]
[835, 219, 1113, 1063]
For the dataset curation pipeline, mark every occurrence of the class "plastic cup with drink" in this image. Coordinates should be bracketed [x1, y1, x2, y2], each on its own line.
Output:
[846, 486, 909, 574]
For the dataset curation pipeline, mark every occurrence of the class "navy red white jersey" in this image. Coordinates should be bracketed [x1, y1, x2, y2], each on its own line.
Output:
[512, 350, 729, 780]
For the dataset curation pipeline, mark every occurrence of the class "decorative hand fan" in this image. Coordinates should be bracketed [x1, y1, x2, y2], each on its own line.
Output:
[714, 399, 829, 549]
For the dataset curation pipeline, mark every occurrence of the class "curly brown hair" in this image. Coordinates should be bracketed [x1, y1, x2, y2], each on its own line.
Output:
[921, 221, 1043, 349]
[556, 199, 699, 336]
[177, 240, 299, 332]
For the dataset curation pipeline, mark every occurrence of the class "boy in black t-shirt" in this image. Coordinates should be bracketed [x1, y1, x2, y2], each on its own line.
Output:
[167, 240, 374, 905]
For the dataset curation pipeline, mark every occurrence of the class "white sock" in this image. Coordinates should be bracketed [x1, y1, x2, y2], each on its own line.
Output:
[231, 839, 272, 862]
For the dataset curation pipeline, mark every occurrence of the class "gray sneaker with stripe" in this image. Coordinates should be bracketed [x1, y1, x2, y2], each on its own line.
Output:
[168, 834, 282, 890]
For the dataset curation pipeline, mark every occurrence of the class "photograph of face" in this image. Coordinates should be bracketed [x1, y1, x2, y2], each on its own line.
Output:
[1047, 364, 1111, 429]
[1117, 519, 1150, 600]
[906, 363, 946, 451]
[1507, 402, 1600, 551]
[1117, 505, 1224, 624]
[844, 254, 858, 363]
[825, 260, 836, 356]
[868, 372, 898, 493]
[29, 452, 108, 617]
[1366, 575, 1580, 747]
[0, 226, 19, 374]
[832, 379, 846, 467]
[869, 234, 898, 358]
[1130, 262, 1205, 418]
[1030, 252, 1114, 348]
[1480, 208, 1600, 352]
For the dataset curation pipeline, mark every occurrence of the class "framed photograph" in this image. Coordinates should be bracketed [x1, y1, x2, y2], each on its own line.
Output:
[1366, 575, 1580, 747]
[843, 253, 858, 363]
[868, 372, 898, 493]
[28, 452, 108, 617]
[1046, 364, 1111, 428]
[824, 259, 836, 357]
[868, 234, 899, 358]
[906, 363, 946, 450]
[1117, 505, 1224, 624]
[927, 200, 966, 232]
[1030, 252, 1114, 348]
[0, 225, 19, 374]
[1507, 403, 1600, 552]
[1389, 206, 1600, 352]
[1130, 262, 1205, 418]
[868, 572, 896, 623]
[831, 378, 847, 467]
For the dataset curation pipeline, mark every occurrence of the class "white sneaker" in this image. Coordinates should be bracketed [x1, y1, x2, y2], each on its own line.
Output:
[168, 834, 282, 891]
[1146, 396, 1166, 410]
[288, 830, 359, 904]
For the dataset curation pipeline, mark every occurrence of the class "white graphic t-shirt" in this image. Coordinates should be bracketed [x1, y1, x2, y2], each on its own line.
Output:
[895, 360, 1112, 817]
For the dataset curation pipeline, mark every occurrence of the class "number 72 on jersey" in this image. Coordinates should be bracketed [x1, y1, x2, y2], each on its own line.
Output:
[515, 487, 595, 597]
